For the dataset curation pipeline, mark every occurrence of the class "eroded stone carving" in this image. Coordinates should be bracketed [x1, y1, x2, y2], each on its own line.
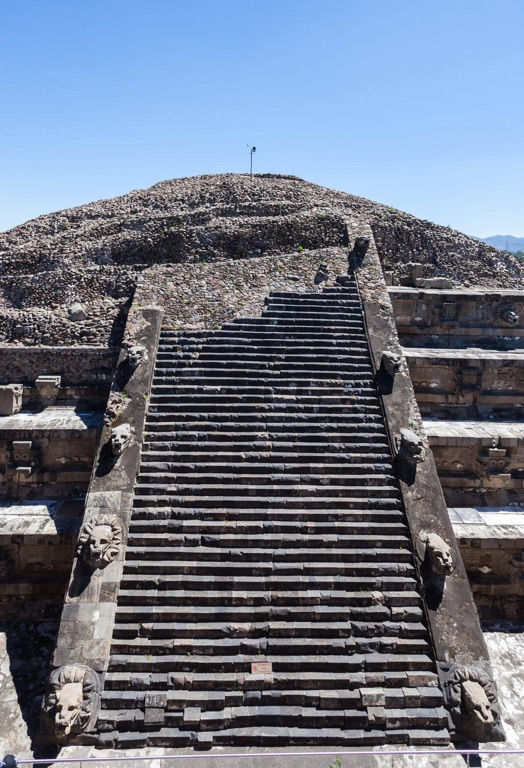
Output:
[416, 531, 455, 576]
[415, 277, 453, 289]
[76, 515, 123, 569]
[352, 237, 370, 259]
[382, 351, 401, 376]
[442, 664, 505, 742]
[42, 664, 100, 744]
[103, 391, 124, 426]
[399, 428, 426, 464]
[68, 303, 87, 322]
[314, 264, 329, 287]
[36, 375, 61, 402]
[127, 344, 147, 369]
[110, 423, 131, 456]
[498, 304, 519, 327]
[0, 384, 23, 416]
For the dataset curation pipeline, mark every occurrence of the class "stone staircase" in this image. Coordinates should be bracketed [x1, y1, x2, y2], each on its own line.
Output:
[97, 279, 449, 748]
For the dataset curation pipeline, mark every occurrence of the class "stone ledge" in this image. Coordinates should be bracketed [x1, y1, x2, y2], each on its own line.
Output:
[0, 407, 103, 434]
[423, 419, 524, 446]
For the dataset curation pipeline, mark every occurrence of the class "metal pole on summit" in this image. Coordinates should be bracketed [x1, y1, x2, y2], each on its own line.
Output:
[248, 145, 256, 177]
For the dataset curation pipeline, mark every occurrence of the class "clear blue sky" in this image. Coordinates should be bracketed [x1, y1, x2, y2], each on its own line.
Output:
[1, 0, 523, 237]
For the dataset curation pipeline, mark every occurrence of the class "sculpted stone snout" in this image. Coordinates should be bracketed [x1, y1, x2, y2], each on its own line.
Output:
[500, 306, 519, 326]
[77, 516, 122, 569]
[111, 423, 131, 456]
[55, 681, 84, 738]
[127, 345, 147, 369]
[399, 428, 425, 464]
[462, 680, 494, 726]
[353, 237, 370, 257]
[382, 351, 401, 376]
[417, 531, 455, 576]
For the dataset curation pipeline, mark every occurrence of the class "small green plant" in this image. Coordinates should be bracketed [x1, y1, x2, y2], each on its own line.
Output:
[297, 246, 304, 253]
[316, 211, 327, 220]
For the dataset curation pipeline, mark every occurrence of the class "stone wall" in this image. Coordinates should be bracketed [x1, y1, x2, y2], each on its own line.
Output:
[0, 347, 117, 387]
[390, 287, 524, 349]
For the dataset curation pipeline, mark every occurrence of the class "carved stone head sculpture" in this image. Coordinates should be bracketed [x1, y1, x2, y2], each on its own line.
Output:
[417, 531, 455, 577]
[499, 305, 519, 326]
[353, 237, 370, 258]
[127, 345, 147, 369]
[399, 428, 426, 464]
[42, 665, 100, 744]
[382, 351, 401, 376]
[462, 680, 494, 727]
[77, 515, 123, 569]
[110, 423, 131, 456]
[443, 664, 505, 742]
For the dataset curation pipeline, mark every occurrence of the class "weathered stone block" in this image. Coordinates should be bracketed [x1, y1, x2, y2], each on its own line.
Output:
[0, 384, 23, 416]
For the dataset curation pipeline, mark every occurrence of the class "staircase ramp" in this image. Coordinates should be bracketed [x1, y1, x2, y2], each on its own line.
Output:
[97, 278, 449, 748]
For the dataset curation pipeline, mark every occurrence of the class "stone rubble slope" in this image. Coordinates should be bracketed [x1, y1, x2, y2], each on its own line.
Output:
[1, 173, 522, 347]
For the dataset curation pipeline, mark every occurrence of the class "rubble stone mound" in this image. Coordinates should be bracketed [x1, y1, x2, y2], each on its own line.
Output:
[1, 174, 523, 348]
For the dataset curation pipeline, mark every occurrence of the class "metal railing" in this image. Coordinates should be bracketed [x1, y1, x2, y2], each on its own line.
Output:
[3, 747, 524, 767]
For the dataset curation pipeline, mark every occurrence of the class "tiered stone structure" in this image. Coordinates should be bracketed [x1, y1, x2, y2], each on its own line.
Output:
[390, 287, 524, 618]
[1, 174, 522, 756]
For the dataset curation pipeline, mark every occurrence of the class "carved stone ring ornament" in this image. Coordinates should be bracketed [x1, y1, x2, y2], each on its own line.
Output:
[127, 344, 147, 369]
[110, 423, 131, 456]
[416, 531, 455, 576]
[42, 664, 100, 744]
[76, 515, 123, 569]
[442, 664, 505, 742]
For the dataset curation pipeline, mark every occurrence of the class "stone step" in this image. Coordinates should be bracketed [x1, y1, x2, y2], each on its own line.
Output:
[155, 359, 372, 370]
[139, 452, 393, 466]
[268, 290, 359, 300]
[150, 384, 376, 397]
[101, 683, 442, 710]
[225, 316, 365, 327]
[149, 391, 379, 404]
[145, 412, 384, 425]
[265, 299, 361, 311]
[131, 495, 402, 510]
[123, 546, 412, 564]
[120, 557, 414, 577]
[261, 310, 363, 322]
[143, 435, 389, 452]
[129, 507, 405, 524]
[104, 666, 438, 692]
[118, 573, 416, 593]
[142, 432, 388, 447]
[105, 726, 450, 749]
[137, 459, 391, 474]
[116, 588, 421, 609]
[98, 704, 446, 733]
[127, 519, 407, 536]
[266, 293, 360, 303]
[147, 404, 382, 417]
[133, 484, 399, 501]
[106, 650, 431, 674]
[111, 618, 425, 639]
[136, 472, 395, 488]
